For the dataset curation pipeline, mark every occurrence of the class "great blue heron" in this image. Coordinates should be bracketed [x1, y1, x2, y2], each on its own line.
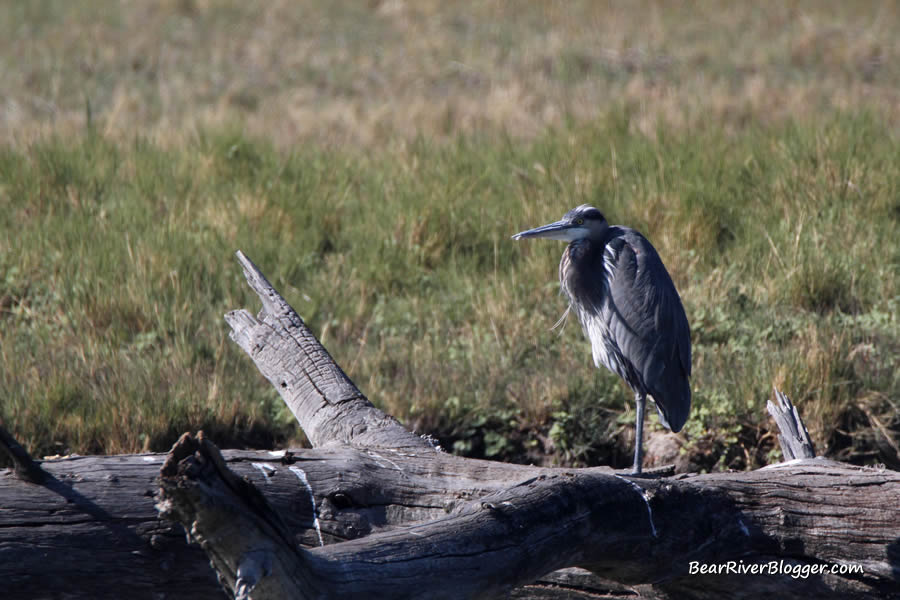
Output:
[513, 204, 691, 474]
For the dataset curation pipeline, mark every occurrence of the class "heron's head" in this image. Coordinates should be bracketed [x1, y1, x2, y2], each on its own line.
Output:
[512, 205, 608, 242]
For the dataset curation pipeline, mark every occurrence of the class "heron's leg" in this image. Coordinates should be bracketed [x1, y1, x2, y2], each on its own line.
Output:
[632, 391, 645, 475]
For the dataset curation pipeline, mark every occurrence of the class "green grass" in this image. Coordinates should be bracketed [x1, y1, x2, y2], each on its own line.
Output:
[2, 112, 898, 470]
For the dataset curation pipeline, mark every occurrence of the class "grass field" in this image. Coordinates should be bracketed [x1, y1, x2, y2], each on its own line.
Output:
[2, 1, 898, 471]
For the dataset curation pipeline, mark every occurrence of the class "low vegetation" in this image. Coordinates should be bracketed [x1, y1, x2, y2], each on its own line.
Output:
[2, 113, 897, 470]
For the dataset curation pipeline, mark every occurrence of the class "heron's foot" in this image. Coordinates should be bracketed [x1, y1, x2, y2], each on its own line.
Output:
[615, 464, 676, 478]
[632, 450, 644, 475]
[631, 458, 644, 475]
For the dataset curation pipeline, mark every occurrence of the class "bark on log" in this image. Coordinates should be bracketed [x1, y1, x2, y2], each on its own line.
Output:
[2, 250, 899, 599]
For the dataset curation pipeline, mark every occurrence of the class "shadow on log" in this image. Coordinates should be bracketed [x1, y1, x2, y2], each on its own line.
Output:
[3, 250, 900, 599]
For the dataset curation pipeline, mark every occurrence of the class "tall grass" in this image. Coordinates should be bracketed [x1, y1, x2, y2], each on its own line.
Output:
[2, 112, 897, 470]
[3, 1, 900, 148]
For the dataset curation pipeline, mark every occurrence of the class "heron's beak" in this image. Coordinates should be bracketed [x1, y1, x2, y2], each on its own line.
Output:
[512, 220, 584, 242]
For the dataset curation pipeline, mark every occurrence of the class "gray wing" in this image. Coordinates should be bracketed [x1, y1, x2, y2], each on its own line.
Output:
[604, 231, 692, 431]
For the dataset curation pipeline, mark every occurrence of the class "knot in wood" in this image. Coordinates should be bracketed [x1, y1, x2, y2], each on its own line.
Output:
[328, 491, 354, 509]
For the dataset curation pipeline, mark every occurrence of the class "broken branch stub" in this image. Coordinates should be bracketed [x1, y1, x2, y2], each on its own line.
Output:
[224, 250, 432, 452]
[767, 388, 816, 460]
[0, 424, 46, 483]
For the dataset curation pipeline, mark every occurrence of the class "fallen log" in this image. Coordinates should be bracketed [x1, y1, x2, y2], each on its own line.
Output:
[5, 443, 898, 599]
[2, 251, 898, 599]
[158, 430, 900, 599]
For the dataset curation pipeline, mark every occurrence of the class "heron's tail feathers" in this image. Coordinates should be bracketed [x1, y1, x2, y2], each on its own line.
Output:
[652, 376, 691, 433]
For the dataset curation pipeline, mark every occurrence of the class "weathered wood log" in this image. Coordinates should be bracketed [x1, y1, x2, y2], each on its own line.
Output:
[159, 437, 900, 599]
[160, 426, 900, 599]
[160, 431, 660, 600]
[3, 250, 899, 599]
[5, 445, 899, 599]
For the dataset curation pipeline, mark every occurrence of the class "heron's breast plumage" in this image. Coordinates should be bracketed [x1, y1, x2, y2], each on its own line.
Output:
[559, 238, 634, 385]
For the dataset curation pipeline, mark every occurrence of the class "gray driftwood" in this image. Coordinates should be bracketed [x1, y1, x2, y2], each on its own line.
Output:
[3, 250, 899, 599]
[5, 445, 899, 599]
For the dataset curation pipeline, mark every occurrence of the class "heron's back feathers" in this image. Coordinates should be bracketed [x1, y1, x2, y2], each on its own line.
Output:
[560, 227, 692, 432]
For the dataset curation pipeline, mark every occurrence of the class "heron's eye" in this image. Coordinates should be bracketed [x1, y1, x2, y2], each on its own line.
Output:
[575, 218, 585, 225]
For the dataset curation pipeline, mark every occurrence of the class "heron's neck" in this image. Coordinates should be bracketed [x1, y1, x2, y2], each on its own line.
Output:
[564, 237, 593, 265]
